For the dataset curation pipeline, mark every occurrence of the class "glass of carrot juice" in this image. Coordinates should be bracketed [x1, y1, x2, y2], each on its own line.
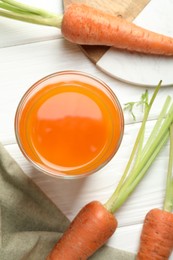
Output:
[15, 71, 124, 178]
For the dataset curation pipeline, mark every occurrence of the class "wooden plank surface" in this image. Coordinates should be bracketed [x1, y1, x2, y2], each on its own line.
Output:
[63, 0, 151, 62]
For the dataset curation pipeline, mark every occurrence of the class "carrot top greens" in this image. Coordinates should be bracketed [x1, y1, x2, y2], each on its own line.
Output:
[163, 124, 173, 212]
[0, 0, 62, 27]
[105, 81, 173, 213]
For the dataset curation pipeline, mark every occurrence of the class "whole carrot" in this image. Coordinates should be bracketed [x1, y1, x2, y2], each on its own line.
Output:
[1, 1, 173, 56]
[61, 3, 173, 56]
[47, 201, 117, 260]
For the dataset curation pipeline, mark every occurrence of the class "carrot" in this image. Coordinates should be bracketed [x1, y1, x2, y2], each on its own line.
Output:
[137, 209, 173, 260]
[47, 201, 117, 260]
[137, 124, 173, 259]
[61, 3, 173, 56]
[1, 1, 173, 56]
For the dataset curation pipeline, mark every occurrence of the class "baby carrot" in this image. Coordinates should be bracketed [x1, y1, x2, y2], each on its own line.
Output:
[1, 1, 173, 56]
[47, 201, 117, 260]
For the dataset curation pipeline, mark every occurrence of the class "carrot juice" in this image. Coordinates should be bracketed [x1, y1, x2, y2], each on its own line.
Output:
[15, 71, 124, 178]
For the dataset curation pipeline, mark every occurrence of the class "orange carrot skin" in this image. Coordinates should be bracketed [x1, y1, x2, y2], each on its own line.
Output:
[62, 3, 173, 56]
[137, 208, 173, 260]
[47, 201, 117, 260]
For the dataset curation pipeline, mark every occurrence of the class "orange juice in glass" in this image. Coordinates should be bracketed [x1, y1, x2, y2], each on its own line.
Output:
[15, 71, 124, 178]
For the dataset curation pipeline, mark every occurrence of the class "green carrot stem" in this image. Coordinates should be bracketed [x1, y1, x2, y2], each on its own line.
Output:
[141, 96, 172, 159]
[111, 112, 146, 198]
[108, 82, 162, 199]
[163, 124, 173, 212]
[0, 1, 24, 13]
[121, 102, 173, 189]
[0, 9, 62, 27]
[109, 132, 169, 212]
[1, 0, 56, 18]
[105, 82, 173, 213]
[132, 127, 145, 170]
[123, 91, 149, 175]
[125, 98, 173, 185]
[131, 94, 149, 168]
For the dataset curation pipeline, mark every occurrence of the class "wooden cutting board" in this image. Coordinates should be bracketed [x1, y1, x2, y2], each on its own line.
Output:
[63, 0, 150, 63]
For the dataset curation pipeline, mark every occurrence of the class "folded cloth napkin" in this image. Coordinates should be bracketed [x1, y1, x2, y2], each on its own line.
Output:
[0, 142, 136, 260]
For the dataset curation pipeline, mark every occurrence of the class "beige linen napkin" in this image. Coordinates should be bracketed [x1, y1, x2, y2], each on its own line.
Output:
[0, 142, 135, 260]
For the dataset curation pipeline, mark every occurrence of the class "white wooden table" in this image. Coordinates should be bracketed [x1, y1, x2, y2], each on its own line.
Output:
[1, 0, 173, 258]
